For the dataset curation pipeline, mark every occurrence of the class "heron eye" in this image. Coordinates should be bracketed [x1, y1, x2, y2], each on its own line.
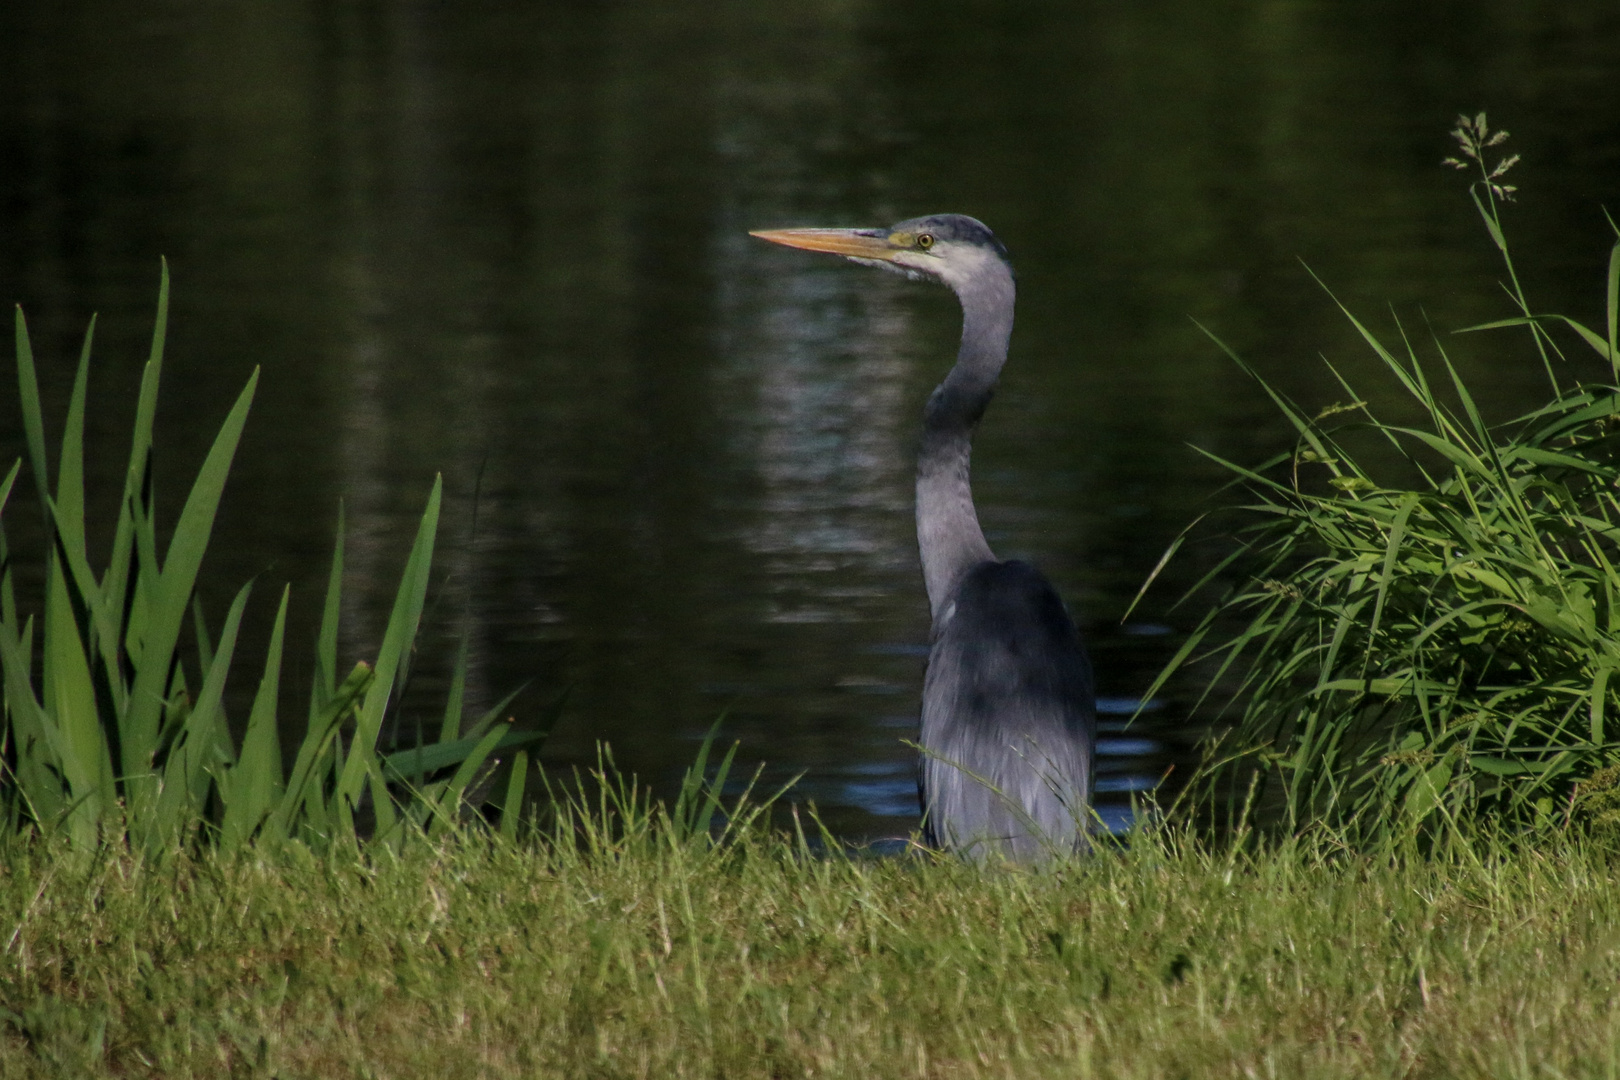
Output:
[917, 234, 935, 250]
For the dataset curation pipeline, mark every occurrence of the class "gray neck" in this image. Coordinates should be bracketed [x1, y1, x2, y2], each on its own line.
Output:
[916, 260, 1015, 625]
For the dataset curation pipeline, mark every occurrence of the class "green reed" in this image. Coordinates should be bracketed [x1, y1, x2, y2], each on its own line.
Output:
[1144, 116, 1620, 842]
[0, 267, 551, 854]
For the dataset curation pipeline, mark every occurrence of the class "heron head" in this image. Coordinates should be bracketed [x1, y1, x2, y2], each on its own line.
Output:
[750, 213, 1012, 294]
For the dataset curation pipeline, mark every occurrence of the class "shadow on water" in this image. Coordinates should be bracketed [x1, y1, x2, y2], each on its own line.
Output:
[2, 0, 1619, 841]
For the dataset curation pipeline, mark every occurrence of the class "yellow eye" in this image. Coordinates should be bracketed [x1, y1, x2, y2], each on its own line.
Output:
[917, 234, 935, 250]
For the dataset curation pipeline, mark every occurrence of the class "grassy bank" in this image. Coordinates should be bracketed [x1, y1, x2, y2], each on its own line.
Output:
[4, 815, 1620, 1078]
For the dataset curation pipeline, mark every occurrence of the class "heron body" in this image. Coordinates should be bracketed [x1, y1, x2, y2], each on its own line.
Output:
[752, 214, 1096, 860]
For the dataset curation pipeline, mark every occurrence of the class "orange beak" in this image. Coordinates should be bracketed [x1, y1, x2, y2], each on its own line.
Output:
[749, 228, 901, 262]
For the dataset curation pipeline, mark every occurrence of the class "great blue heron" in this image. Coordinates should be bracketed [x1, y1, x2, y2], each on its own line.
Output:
[751, 214, 1096, 860]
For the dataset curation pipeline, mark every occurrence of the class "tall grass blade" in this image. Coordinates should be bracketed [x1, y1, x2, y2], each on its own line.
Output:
[1607, 239, 1619, 380]
[13, 308, 50, 529]
[43, 324, 129, 716]
[122, 370, 258, 801]
[53, 318, 93, 581]
[671, 720, 742, 846]
[103, 266, 170, 653]
[498, 749, 530, 841]
[311, 501, 345, 722]
[220, 586, 289, 850]
[382, 723, 553, 782]
[425, 724, 509, 837]
[42, 558, 113, 848]
[440, 626, 470, 745]
[0, 459, 19, 629]
[336, 477, 442, 832]
[152, 583, 251, 850]
[276, 661, 373, 842]
[0, 608, 60, 826]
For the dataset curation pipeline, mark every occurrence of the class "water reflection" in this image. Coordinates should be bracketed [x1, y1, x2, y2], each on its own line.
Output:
[1, 0, 1618, 840]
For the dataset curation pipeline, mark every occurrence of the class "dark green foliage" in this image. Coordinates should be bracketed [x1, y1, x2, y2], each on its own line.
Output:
[0, 267, 552, 852]
[1149, 119, 1620, 840]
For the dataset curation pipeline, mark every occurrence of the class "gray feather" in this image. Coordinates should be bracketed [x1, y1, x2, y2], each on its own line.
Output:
[919, 560, 1095, 860]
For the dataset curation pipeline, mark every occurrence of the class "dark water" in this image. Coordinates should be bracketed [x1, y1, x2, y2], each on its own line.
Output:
[3, 0, 1619, 839]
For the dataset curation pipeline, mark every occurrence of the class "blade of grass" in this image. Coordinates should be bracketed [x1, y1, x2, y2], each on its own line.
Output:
[220, 586, 289, 850]
[13, 308, 51, 530]
[276, 660, 373, 841]
[335, 477, 441, 832]
[102, 267, 170, 660]
[152, 583, 251, 850]
[1607, 238, 1619, 380]
[498, 749, 530, 841]
[0, 459, 19, 629]
[53, 317, 93, 584]
[311, 500, 345, 723]
[42, 558, 113, 848]
[122, 369, 258, 798]
[382, 724, 554, 784]
[425, 723, 510, 837]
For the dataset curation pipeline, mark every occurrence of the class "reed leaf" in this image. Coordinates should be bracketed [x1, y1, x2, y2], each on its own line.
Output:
[3, 273, 556, 853]
[218, 586, 289, 851]
[122, 369, 257, 813]
[152, 582, 251, 848]
[42, 558, 112, 846]
[335, 476, 441, 833]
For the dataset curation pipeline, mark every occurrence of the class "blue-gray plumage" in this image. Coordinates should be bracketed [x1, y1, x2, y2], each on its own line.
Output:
[751, 213, 1096, 860]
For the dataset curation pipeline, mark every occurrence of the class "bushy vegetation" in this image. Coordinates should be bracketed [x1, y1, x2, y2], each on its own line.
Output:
[1147, 116, 1620, 841]
[0, 268, 550, 855]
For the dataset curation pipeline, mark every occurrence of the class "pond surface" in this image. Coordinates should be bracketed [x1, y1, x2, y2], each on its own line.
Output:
[3, 0, 1619, 839]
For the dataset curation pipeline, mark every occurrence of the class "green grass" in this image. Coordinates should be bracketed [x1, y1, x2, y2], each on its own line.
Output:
[4, 804, 1620, 1078]
[1141, 115, 1620, 842]
[1, 265, 552, 853]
